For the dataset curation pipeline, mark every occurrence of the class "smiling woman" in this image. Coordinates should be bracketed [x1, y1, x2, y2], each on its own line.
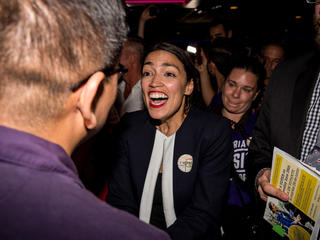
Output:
[208, 56, 265, 239]
[141, 43, 195, 135]
[107, 42, 234, 240]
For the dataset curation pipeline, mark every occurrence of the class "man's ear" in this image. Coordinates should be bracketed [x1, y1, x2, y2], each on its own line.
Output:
[227, 29, 233, 38]
[184, 79, 194, 96]
[77, 71, 106, 130]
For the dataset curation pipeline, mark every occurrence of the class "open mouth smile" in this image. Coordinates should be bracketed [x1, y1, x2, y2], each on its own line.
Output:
[149, 91, 168, 108]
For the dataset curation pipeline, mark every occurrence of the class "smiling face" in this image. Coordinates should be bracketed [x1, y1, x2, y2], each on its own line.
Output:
[141, 50, 193, 124]
[221, 68, 259, 122]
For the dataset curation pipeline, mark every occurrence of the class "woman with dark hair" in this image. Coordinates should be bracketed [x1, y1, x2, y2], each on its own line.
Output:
[107, 42, 233, 240]
[209, 57, 265, 240]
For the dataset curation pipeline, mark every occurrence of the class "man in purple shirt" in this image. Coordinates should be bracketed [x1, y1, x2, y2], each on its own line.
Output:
[0, 0, 170, 239]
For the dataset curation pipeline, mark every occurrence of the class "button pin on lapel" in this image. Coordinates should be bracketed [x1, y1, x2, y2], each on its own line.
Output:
[177, 154, 193, 173]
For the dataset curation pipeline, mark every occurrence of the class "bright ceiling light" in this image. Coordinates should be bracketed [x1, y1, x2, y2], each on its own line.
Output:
[184, 0, 200, 8]
[186, 45, 197, 54]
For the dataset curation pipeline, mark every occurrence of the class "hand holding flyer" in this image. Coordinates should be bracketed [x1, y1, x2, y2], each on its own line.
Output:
[263, 147, 320, 240]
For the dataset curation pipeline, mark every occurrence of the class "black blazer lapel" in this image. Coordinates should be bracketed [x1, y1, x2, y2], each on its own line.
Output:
[132, 115, 157, 201]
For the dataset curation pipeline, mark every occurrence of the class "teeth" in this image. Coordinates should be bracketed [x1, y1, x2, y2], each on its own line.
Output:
[151, 100, 165, 106]
[149, 92, 168, 99]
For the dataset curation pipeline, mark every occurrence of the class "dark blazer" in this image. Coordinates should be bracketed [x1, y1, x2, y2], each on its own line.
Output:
[246, 50, 320, 189]
[107, 107, 233, 240]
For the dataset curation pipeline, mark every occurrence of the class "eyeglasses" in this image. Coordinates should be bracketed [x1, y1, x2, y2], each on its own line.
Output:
[116, 64, 128, 84]
[306, 0, 320, 3]
[70, 63, 128, 92]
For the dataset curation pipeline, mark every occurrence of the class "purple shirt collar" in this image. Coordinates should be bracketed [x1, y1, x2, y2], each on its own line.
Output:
[0, 125, 83, 187]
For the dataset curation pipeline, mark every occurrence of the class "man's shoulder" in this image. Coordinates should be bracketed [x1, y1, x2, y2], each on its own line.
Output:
[0, 164, 169, 240]
[66, 190, 170, 239]
[68, 193, 170, 239]
[276, 51, 316, 74]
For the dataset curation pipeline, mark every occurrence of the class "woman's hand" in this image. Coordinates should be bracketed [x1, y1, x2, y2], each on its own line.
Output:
[139, 5, 157, 24]
[138, 5, 157, 38]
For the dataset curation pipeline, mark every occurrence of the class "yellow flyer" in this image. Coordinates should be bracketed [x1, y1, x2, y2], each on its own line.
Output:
[264, 147, 320, 240]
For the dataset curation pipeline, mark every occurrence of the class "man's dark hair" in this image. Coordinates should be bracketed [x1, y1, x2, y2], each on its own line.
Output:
[209, 17, 231, 34]
[207, 38, 235, 78]
[0, 0, 127, 127]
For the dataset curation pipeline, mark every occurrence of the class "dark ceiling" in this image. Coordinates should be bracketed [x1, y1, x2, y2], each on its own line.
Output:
[124, 0, 316, 55]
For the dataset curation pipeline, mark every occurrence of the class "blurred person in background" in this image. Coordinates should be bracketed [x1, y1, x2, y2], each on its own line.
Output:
[116, 37, 146, 117]
[209, 17, 233, 43]
[195, 38, 235, 107]
[258, 41, 285, 87]
[209, 57, 265, 240]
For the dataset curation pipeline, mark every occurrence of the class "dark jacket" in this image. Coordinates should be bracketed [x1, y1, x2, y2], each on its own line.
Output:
[107, 107, 233, 240]
[246, 50, 320, 196]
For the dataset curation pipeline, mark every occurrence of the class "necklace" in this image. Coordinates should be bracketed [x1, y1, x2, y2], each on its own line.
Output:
[230, 119, 237, 129]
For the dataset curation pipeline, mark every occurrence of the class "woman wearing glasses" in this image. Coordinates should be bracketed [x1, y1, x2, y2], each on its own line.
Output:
[107, 42, 233, 240]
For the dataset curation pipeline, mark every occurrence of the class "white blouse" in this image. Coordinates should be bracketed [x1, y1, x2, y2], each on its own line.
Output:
[139, 130, 177, 227]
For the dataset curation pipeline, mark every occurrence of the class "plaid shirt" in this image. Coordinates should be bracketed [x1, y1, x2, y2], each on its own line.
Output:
[300, 73, 320, 161]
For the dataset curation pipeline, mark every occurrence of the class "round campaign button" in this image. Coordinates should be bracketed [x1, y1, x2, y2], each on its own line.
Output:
[177, 154, 193, 173]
